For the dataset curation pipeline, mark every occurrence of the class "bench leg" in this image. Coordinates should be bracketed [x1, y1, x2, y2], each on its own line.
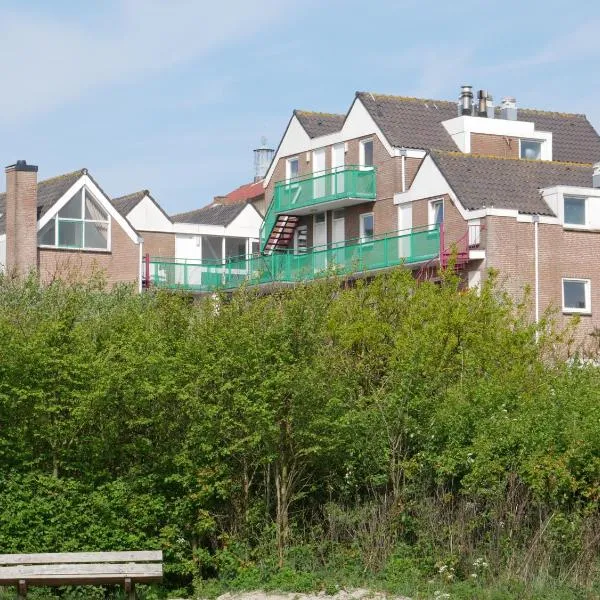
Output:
[17, 579, 27, 600]
[124, 577, 136, 600]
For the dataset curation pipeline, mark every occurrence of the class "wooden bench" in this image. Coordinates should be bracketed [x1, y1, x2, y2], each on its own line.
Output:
[0, 551, 163, 599]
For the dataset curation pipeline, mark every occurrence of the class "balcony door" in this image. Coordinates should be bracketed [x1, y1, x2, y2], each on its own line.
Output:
[331, 209, 345, 267]
[313, 148, 326, 200]
[332, 143, 345, 196]
[313, 212, 327, 271]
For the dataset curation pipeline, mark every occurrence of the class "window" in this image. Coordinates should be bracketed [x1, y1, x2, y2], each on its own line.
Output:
[202, 236, 222, 262]
[250, 240, 260, 256]
[225, 237, 247, 260]
[360, 212, 374, 242]
[564, 196, 586, 226]
[38, 187, 110, 250]
[562, 278, 591, 314]
[430, 199, 444, 229]
[520, 140, 542, 160]
[294, 225, 308, 254]
[360, 139, 374, 168]
[286, 157, 299, 181]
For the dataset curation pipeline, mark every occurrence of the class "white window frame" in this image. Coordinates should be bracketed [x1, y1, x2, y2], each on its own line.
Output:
[563, 195, 587, 229]
[359, 212, 375, 243]
[359, 138, 374, 170]
[428, 198, 444, 231]
[285, 157, 300, 182]
[38, 187, 111, 252]
[562, 278, 591, 315]
[519, 139, 542, 161]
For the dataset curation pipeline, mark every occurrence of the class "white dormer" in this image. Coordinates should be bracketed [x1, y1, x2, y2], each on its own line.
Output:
[542, 186, 600, 230]
[442, 115, 553, 160]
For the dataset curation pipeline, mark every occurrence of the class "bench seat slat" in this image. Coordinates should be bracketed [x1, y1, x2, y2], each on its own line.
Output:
[0, 563, 162, 586]
[0, 551, 161, 566]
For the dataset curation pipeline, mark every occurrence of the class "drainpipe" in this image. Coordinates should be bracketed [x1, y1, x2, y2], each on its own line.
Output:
[138, 238, 144, 293]
[532, 215, 540, 339]
[399, 147, 407, 192]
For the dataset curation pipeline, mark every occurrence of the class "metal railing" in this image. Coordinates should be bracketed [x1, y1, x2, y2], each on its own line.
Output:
[147, 225, 439, 292]
[260, 166, 377, 251]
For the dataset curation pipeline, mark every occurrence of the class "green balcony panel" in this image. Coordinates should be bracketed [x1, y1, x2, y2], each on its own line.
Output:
[148, 226, 440, 293]
[260, 166, 376, 251]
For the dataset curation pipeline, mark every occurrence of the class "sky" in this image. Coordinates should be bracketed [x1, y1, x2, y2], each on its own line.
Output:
[1, 0, 600, 214]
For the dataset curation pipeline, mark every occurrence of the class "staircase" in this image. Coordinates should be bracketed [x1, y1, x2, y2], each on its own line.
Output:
[263, 214, 300, 254]
[417, 224, 482, 281]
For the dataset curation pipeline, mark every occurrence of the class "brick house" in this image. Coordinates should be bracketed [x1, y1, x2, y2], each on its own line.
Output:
[152, 85, 600, 343]
[0, 162, 176, 289]
[254, 86, 600, 340]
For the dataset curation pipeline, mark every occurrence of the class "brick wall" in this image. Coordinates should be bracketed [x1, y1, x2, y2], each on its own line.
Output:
[410, 194, 469, 245]
[485, 216, 600, 343]
[141, 231, 175, 259]
[471, 133, 519, 158]
[38, 219, 139, 287]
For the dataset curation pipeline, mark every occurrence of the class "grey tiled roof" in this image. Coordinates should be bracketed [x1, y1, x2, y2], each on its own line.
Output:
[171, 202, 246, 226]
[111, 190, 173, 224]
[357, 92, 600, 164]
[430, 151, 594, 216]
[294, 110, 345, 138]
[112, 190, 146, 217]
[0, 169, 85, 234]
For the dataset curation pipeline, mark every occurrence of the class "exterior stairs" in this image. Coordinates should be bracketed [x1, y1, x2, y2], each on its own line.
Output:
[263, 214, 300, 254]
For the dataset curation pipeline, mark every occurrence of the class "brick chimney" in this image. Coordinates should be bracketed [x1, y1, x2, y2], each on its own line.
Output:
[5, 160, 39, 275]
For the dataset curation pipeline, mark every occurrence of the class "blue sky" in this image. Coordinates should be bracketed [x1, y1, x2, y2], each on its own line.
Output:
[1, 0, 599, 214]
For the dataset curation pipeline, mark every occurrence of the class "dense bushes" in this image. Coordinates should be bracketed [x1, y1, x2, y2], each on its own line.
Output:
[0, 270, 598, 598]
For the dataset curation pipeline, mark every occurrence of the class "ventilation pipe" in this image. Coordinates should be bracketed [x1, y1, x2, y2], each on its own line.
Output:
[459, 85, 473, 116]
[477, 90, 488, 117]
[486, 93, 495, 119]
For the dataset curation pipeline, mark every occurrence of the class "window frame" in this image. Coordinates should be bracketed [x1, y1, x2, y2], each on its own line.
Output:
[285, 157, 300, 182]
[359, 138, 374, 170]
[428, 198, 444, 231]
[38, 187, 111, 252]
[519, 139, 542, 161]
[562, 278, 591, 315]
[359, 212, 375, 243]
[563, 195, 587, 228]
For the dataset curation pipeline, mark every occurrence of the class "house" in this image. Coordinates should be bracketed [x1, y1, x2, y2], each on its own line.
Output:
[150, 84, 600, 343]
[0, 162, 146, 288]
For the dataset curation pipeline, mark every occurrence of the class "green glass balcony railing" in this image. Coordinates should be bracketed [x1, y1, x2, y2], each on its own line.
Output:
[148, 225, 440, 293]
[260, 166, 376, 251]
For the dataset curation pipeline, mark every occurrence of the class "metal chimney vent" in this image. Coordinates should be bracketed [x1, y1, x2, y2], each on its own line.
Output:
[459, 85, 473, 116]
[593, 162, 600, 189]
[500, 97, 518, 121]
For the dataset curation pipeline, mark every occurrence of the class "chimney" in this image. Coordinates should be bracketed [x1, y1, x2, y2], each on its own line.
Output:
[486, 93, 495, 119]
[500, 97, 517, 121]
[593, 163, 600, 189]
[5, 160, 39, 276]
[459, 85, 473, 116]
[477, 90, 488, 117]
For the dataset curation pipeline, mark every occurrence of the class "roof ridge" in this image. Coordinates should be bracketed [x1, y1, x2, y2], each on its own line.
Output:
[114, 189, 149, 201]
[294, 109, 345, 118]
[358, 91, 586, 118]
[38, 168, 86, 186]
[432, 150, 593, 168]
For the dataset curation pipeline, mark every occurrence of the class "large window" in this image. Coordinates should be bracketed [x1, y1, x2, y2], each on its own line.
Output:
[360, 212, 374, 242]
[202, 236, 222, 262]
[564, 196, 586, 226]
[520, 140, 542, 160]
[360, 139, 374, 168]
[225, 237, 247, 260]
[562, 278, 591, 314]
[38, 187, 109, 250]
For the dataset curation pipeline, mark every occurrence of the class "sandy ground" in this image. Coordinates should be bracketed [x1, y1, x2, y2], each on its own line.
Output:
[215, 589, 411, 600]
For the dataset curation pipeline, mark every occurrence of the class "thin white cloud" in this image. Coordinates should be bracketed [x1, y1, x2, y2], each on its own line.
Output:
[0, 0, 290, 123]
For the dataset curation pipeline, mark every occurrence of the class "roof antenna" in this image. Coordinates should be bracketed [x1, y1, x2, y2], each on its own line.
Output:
[369, 92, 375, 102]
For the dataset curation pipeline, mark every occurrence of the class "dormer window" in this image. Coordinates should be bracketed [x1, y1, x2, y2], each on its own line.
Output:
[38, 187, 110, 250]
[520, 140, 542, 160]
[564, 196, 586, 226]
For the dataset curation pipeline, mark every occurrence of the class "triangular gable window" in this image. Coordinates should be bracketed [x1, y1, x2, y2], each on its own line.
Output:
[39, 187, 110, 250]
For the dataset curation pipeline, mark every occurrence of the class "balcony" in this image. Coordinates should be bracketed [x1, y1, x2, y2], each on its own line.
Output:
[147, 225, 440, 293]
[261, 166, 376, 252]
